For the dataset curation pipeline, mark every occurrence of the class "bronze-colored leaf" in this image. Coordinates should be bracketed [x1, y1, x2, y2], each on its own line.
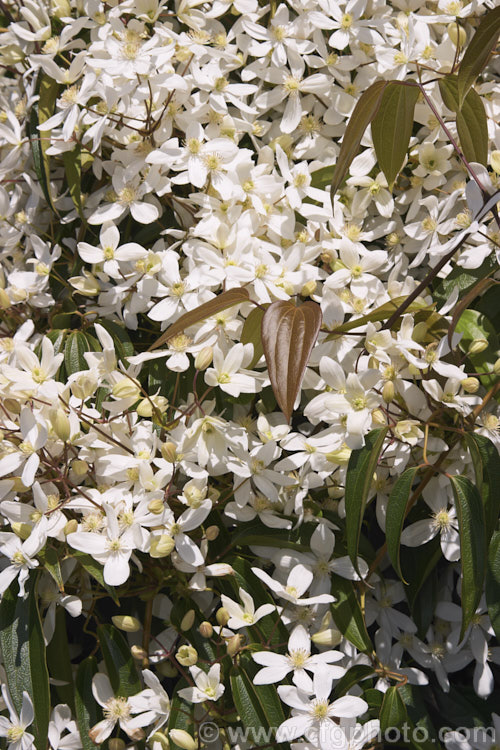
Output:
[149, 287, 250, 351]
[261, 300, 322, 423]
[457, 5, 500, 108]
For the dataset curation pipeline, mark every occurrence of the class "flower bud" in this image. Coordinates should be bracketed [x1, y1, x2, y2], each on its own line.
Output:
[216, 607, 230, 627]
[180, 610, 195, 631]
[137, 398, 154, 417]
[50, 408, 71, 442]
[70, 372, 97, 400]
[382, 381, 395, 403]
[300, 280, 317, 297]
[11, 522, 32, 540]
[195, 346, 213, 371]
[12, 477, 29, 492]
[0, 288, 10, 308]
[494, 358, 500, 376]
[108, 740, 126, 750]
[169, 729, 197, 750]
[372, 409, 387, 426]
[205, 525, 219, 541]
[150, 732, 170, 750]
[112, 378, 141, 400]
[447, 21, 467, 47]
[71, 459, 88, 476]
[148, 498, 165, 514]
[176, 645, 198, 666]
[199, 621, 213, 638]
[491, 150, 500, 175]
[461, 377, 480, 394]
[311, 611, 342, 647]
[150, 535, 175, 558]
[69, 272, 100, 296]
[51, 0, 71, 16]
[64, 519, 78, 536]
[131, 645, 148, 661]
[112, 615, 141, 633]
[3, 398, 20, 414]
[468, 338, 488, 355]
[227, 634, 245, 657]
[325, 446, 351, 465]
[161, 441, 178, 463]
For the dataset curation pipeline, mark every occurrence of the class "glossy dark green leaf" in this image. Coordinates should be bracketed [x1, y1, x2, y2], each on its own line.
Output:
[63, 145, 84, 216]
[230, 655, 285, 748]
[486, 530, 500, 641]
[330, 80, 387, 202]
[29, 72, 59, 213]
[97, 624, 141, 697]
[456, 89, 488, 166]
[241, 305, 266, 367]
[380, 686, 408, 732]
[46, 608, 75, 711]
[64, 331, 90, 375]
[372, 82, 420, 188]
[398, 684, 441, 749]
[39, 546, 64, 592]
[326, 295, 432, 338]
[456, 309, 500, 389]
[168, 683, 196, 747]
[0, 576, 50, 750]
[345, 427, 388, 576]
[333, 664, 374, 697]
[457, 5, 500, 107]
[71, 550, 119, 604]
[401, 536, 442, 613]
[464, 433, 500, 542]
[330, 574, 372, 652]
[75, 656, 101, 750]
[386, 467, 419, 582]
[449, 475, 487, 639]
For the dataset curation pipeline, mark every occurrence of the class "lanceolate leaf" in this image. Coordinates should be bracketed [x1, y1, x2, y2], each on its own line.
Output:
[449, 475, 487, 639]
[464, 433, 500, 542]
[330, 80, 387, 203]
[75, 656, 101, 750]
[326, 295, 432, 339]
[380, 686, 408, 732]
[457, 5, 500, 107]
[241, 305, 266, 367]
[345, 427, 388, 577]
[333, 664, 374, 697]
[261, 300, 322, 422]
[0, 576, 50, 750]
[149, 287, 250, 351]
[97, 624, 141, 697]
[168, 684, 195, 747]
[230, 655, 285, 748]
[439, 75, 488, 165]
[486, 531, 500, 641]
[29, 72, 59, 213]
[386, 466, 419, 583]
[63, 145, 84, 216]
[371, 81, 420, 188]
[330, 574, 372, 652]
[64, 331, 91, 375]
[46, 608, 75, 711]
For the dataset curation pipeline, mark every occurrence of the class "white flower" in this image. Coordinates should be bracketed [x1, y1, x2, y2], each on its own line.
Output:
[89, 674, 146, 744]
[178, 664, 225, 703]
[251, 564, 334, 606]
[204, 343, 261, 397]
[220, 587, 275, 629]
[0, 687, 35, 750]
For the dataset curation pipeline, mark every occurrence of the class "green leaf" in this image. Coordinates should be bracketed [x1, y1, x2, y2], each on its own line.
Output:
[380, 686, 408, 732]
[311, 163, 335, 189]
[486, 530, 500, 640]
[386, 467, 419, 582]
[241, 305, 266, 367]
[432, 254, 498, 305]
[75, 656, 101, 750]
[29, 72, 59, 213]
[457, 5, 500, 107]
[46, 608, 75, 711]
[96, 319, 134, 362]
[71, 550, 119, 604]
[330, 574, 372, 652]
[439, 75, 488, 165]
[64, 331, 91, 375]
[97, 624, 141, 697]
[345, 427, 388, 576]
[0, 576, 50, 750]
[456, 308, 500, 389]
[149, 287, 250, 352]
[333, 664, 374, 697]
[261, 300, 322, 423]
[330, 80, 388, 202]
[401, 537, 442, 612]
[371, 81, 420, 188]
[398, 684, 441, 749]
[464, 433, 500, 541]
[167, 683, 196, 747]
[326, 295, 433, 338]
[63, 145, 84, 216]
[39, 546, 64, 591]
[449, 475, 487, 639]
[230, 655, 285, 748]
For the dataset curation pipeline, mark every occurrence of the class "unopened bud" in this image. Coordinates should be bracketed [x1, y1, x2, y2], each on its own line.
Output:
[372, 409, 387, 426]
[112, 615, 141, 633]
[311, 611, 342, 647]
[112, 378, 141, 400]
[70, 372, 97, 400]
[50, 408, 71, 442]
[180, 610, 195, 631]
[12, 477, 29, 492]
[176, 645, 198, 666]
[447, 21, 467, 47]
[71, 459, 88, 476]
[148, 498, 165, 514]
[461, 377, 480, 393]
[494, 358, 500, 375]
[195, 346, 213, 371]
[108, 740, 126, 750]
[468, 338, 488, 355]
[137, 398, 154, 417]
[150, 731, 170, 750]
[131, 645, 148, 661]
[150, 535, 175, 558]
[51, 0, 71, 17]
[300, 280, 317, 297]
[491, 150, 500, 175]
[205, 525, 219, 541]
[328, 485, 344, 500]
[199, 621, 213, 638]
[325, 445, 351, 465]
[11, 522, 31, 540]
[0, 288, 10, 308]
[216, 607, 230, 627]
[382, 381, 395, 403]
[161, 441, 178, 463]
[64, 519, 78, 536]
[227, 634, 245, 657]
[3, 398, 20, 414]
[169, 729, 196, 750]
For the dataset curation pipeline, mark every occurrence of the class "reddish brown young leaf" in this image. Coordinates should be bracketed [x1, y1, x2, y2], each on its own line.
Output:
[261, 300, 322, 423]
[149, 287, 250, 351]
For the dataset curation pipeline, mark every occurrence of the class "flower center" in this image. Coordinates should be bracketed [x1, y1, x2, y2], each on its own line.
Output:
[312, 700, 329, 719]
[104, 697, 130, 720]
[289, 649, 309, 668]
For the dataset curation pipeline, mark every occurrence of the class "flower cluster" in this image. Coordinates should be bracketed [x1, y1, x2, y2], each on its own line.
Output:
[0, 0, 499, 747]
